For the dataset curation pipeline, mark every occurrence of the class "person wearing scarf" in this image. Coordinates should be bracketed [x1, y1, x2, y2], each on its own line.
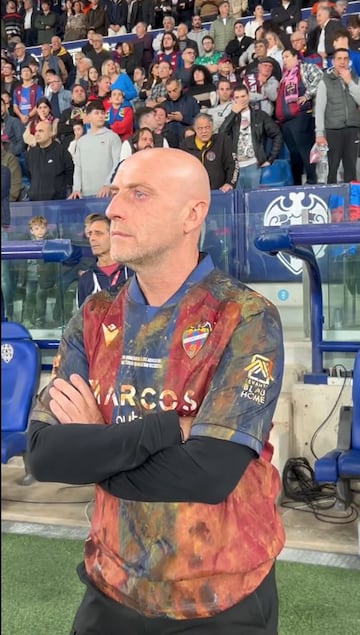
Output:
[275, 47, 323, 185]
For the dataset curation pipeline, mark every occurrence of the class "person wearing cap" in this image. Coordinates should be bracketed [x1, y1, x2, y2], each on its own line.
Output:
[217, 56, 242, 88]
[209, 1, 236, 53]
[69, 100, 122, 199]
[220, 83, 282, 189]
[225, 19, 254, 67]
[243, 57, 280, 116]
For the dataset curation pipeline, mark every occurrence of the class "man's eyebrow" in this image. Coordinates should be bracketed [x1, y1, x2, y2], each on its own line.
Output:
[111, 182, 156, 194]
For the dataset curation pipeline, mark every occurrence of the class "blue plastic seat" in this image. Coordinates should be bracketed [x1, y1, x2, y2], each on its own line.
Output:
[260, 160, 294, 187]
[1, 322, 40, 464]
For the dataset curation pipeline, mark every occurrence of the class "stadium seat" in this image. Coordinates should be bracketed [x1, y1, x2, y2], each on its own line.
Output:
[1, 321, 40, 479]
[315, 350, 360, 509]
[260, 160, 294, 187]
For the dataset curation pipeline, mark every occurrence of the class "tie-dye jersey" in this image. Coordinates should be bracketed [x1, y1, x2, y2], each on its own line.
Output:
[33, 255, 285, 619]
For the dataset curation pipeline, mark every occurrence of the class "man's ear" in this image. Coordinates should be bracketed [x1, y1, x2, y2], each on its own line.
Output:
[183, 200, 209, 234]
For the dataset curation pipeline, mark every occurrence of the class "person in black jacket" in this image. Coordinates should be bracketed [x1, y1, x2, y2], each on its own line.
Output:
[219, 84, 283, 189]
[225, 20, 254, 68]
[270, 0, 301, 35]
[181, 112, 235, 191]
[25, 120, 73, 200]
[77, 214, 131, 307]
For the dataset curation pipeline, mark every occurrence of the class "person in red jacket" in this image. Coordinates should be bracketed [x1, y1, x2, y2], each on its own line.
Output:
[105, 88, 134, 142]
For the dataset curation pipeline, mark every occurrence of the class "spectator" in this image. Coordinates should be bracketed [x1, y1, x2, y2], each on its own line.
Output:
[20, 0, 38, 47]
[81, 27, 95, 55]
[86, 0, 106, 36]
[188, 13, 208, 56]
[163, 77, 200, 146]
[153, 0, 173, 31]
[25, 120, 73, 200]
[181, 111, 235, 190]
[1, 60, 18, 101]
[176, 22, 199, 56]
[239, 26, 266, 68]
[105, 88, 134, 141]
[38, 42, 68, 87]
[88, 74, 111, 107]
[220, 84, 283, 189]
[225, 20, 254, 67]
[128, 0, 154, 32]
[271, 0, 301, 35]
[23, 95, 57, 147]
[51, 35, 75, 83]
[195, 35, 222, 77]
[153, 104, 178, 147]
[131, 66, 148, 109]
[1, 95, 25, 156]
[174, 47, 196, 89]
[77, 214, 130, 308]
[245, 5, 265, 39]
[217, 55, 242, 87]
[34, 1, 57, 44]
[243, 56, 280, 116]
[12, 41, 36, 80]
[87, 65, 99, 94]
[187, 64, 217, 109]
[307, 5, 340, 66]
[57, 83, 87, 147]
[275, 48, 323, 185]
[315, 47, 360, 183]
[119, 106, 170, 161]
[1, 136, 23, 201]
[28, 59, 45, 90]
[2, 1, 24, 42]
[155, 32, 183, 73]
[290, 30, 323, 66]
[207, 78, 233, 132]
[62, 1, 87, 41]
[101, 59, 120, 85]
[73, 55, 92, 90]
[28, 147, 284, 635]
[20, 215, 57, 329]
[329, 29, 360, 76]
[87, 33, 111, 73]
[152, 15, 176, 53]
[106, 0, 128, 37]
[118, 41, 137, 79]
[264, 31, 284, 69]
[67, 119, 84, 159]
[1, 164, 11, 230]
[46, 73, 72, 118]
[146, 59, 173, 107]
[13, 65, 43, 126]
[132, 21, 154, 73]
[210, 1, 236, 53]
[347, 16, 360, 53]
[110, 68, 138, 108]
[70, 100, 122, 198]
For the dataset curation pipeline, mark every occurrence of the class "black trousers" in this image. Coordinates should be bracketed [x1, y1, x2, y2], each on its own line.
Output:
[70, 564, 278, 635]
[326, 127, 359, 184]
[281, 112, 317, 185]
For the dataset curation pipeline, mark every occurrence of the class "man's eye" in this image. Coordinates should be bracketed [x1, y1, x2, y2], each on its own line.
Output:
[134, 190, 145, 200]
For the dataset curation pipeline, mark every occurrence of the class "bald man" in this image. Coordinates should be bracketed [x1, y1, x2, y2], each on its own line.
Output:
[28, 149, 285, 635]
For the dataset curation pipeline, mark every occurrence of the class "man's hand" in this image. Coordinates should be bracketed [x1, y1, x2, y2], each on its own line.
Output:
[96, 185, 111, 198]
[68, 191, 81, 200]
[168, 111, 183, 121]
[231, 101, 242, 114]
[49, 374, 105, 425]
[179, 416, 194, 442]
[219, 183, 233, 193]
[260, 161, 271, 167]
[316, 135, 327, 146]
[338, 68, 352, 84]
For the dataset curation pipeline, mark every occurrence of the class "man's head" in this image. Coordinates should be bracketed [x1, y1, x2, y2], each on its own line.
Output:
[97, 75, 111, 96]
[87, 216, 111, 258]
[6, 1, 16, 13]
[182, 48, 196, 68]
[135, 22, 146, 38]
[217, 57, 233, 76]
[29, 215, 48, 239]
[1, 98, 8, 117]
[191, 14, 202, 31]
[193, 113, 213, 144]
[153, 105, 167, 129]
[41, 43, 52, 58]
[257, 58, 275, 79]
[161, 32, 177, 52]
[290, 31, 306, 51]
[332, 29, 350, 50]
[316, 6, 331, 27]
[233, 85, 250, 111]
[332, 47, 350, 73]
[2, 61, 15, 79]
[163, 16, 175, 32]
[254, 39, 267, 58]
[20, 65, 32, 82]
[218, 1, 230, 18]
[166, 78, 182, 101]
[335, 0, 347, 17]
[71, 84, 87, 105]
[202, 36, 215, 54]
[106, 149, 210, 272]
[297, 20, 308, 35]
[347, 16, 360, 41]
[234, 22, 245, 38]
[137, 107, 157, 131]
[48, 74, 62, 93]
[110, 88, 124, 107]
[34, 121, 53, 148]
[216, 79, 232, 103]
[13, 43, 26, 60]
[254, 5, 264, 18]
[177, 23, 188, 39]
[133, 127, 155, 151]
[51, 36, 62, 52]
[92, 34, 103, 52]
[86, 100, 106, 129]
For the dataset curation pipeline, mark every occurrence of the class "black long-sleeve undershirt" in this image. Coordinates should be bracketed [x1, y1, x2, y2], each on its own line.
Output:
[28, 418, 256, 505]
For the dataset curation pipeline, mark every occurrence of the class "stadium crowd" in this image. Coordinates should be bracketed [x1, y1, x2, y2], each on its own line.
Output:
[1, 0, 359, 323]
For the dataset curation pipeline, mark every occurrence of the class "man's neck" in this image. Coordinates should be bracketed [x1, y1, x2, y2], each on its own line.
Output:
[38, 140, 53, 149]
[22, 80, 33, 87]
[97, 254, 114, 267]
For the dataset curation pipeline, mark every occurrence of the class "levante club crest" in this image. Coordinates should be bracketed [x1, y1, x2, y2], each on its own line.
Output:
[182, 322, 212, 359]
[263, 191, 329, 275]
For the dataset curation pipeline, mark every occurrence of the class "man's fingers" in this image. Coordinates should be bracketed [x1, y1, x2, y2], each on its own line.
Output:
[69, 374, 97, 401]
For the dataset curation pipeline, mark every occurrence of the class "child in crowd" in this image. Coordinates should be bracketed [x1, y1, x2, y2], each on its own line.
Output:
[68, 121, 85, 159]
[105, 88, 134, 141]
[21, 216, 57, 328]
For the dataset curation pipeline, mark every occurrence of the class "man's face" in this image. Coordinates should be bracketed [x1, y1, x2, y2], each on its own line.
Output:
[194, 117, 213, 143]
[192, 16, 202, 30]
[233, 90, 249, 110]
[72, 85, 86, 103]
[162, 34, 174, 50]
[333, 51, 350, 73]
[6, 2, 16, 13]
[182, 49, 196, 66]
[163, 18, 173, 32]
[141, 112, 157, 131]
[218, 60, 232, 75]
[135, 23, 146, 37]
[48, 77, 62, 93]
[202, 38, 214, 53]
[290, 34, 305, 51]
[137, 130, 154, 151]
[87, 220, 111, 258]
[347, 24, 360, 40]
[316, 8, 328, 27]
[14, 44, 26, 59]
[297, 21, 308, 34]
[88, 108, 106, 128]
[335, 1, 347, 16]
[3, 63, 14, 78]
[255, 42, 266, 58]
[41, 44, 51, 58]
[92, 36, 103, 51]
[106, 155, 189, 269]
[234, 23, 244, 37]
[51, 37, 61, 52]
[30, 223, 47, 239]
[35, 123, 52, 146]
[254, 6, 264, 18]
[177, 24, 187, 39]
[217, 81, 232, 102]
[166, 81, 181, 101]
[21, 67, 32, 81]
[258, 61, 273, 79]
[154, 108, 167, 127]
[98, 77, 111, 94]
[219, 2, 229, 18]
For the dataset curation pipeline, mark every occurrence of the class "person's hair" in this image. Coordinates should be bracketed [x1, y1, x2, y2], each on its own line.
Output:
[153, 104, 167, 115]
[29, 215, 47, 228]
[202, 35, 214, 43]
[332, 47, 350, 58]
[86, 213, 110, 228]
[121, 41, 134, 55]
[217, 78, 231, 89]
[85, 99, 105, 114]
[165, 77, 181, 88]
[255, 38, 267, 47]
[193, 112, 213, 127]
[347, 15, 360, 28]
[332, 29, 350, 44]
[136, 106, 155, 126]
[45, 69, 57, 77]
[234, 84, 249, 95]
[265, 31, 284, 50]
[282, 47, 299, 58]
[132, 126, 155, 148]
[36, 96, 52, 110]
[189, 64, 213, 86]
[72, 120, 84, 130]
[160, 31, 179, 52]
